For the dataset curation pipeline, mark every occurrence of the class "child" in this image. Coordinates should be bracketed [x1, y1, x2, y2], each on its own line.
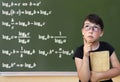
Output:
[73, 14, 120, 82]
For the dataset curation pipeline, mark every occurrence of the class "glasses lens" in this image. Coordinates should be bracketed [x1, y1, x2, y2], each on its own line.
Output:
[84, 25, 100, 32]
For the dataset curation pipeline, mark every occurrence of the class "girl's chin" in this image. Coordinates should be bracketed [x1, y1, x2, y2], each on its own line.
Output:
[87, 40, 95, 43]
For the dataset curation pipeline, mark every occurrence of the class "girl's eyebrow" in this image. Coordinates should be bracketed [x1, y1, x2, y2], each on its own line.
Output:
[84, 23, 90, 25]
[84, 22, 90, 24]
[84, 22, 99, 26]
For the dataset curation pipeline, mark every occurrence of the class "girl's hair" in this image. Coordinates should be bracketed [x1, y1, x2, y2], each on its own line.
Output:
[83, 14, 104, 30]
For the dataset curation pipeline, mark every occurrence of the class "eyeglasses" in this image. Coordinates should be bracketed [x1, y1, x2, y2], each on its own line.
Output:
[83, 24, 101, 32]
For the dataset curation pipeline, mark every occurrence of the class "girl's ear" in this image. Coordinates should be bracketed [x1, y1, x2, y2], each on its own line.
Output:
[82, 32, 85, 35]
[100, 31, 104, 37]
[100, 34, 102, 37]
[81, 28, 84, 35]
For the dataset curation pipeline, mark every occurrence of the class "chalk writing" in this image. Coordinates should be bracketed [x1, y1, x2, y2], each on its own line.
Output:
[38, 31, 67, 44]
[2, 18, 46, 29]
[1, 46, 74, 58]
[2, 46, 35, 58]
[2, 62, 36, 69]
[39, 48, 74, 58]
[2, 1, 42, 7]
[2, 31, 30, 44]
[2, 9, 52, 16]
[0, 0, 74, 71]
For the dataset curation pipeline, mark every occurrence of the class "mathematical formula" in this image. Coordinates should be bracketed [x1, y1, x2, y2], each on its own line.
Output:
[0, 0, 74, 70]
[2, 18, 46, 30]
[2, 62, 36, 69]
[2, 1, 42, 7]
[2, 31, 67, 44]
[2, 9, 52, 16]
[2, 46, 74, 58]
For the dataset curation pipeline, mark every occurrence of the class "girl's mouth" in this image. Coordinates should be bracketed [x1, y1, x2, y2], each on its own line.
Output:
[88, 36, 94, 38]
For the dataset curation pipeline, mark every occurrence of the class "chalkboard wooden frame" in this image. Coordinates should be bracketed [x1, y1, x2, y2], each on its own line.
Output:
[0, 72, 77, 76]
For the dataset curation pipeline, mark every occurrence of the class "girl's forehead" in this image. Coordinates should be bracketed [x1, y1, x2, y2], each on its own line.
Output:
[84, 20, 97, 26]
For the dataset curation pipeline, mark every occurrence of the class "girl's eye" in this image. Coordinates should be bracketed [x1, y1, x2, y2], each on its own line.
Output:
[94, 26, 98, 28]
[85, 25, 89, 27]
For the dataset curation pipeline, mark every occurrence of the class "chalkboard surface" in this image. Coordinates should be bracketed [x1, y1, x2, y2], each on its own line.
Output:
[0, 0, 120, 74]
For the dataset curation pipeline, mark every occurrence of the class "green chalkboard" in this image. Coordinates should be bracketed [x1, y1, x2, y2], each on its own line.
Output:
[0, 0, 120, 73]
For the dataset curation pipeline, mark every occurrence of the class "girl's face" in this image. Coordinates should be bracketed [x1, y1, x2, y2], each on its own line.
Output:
[82, 20, 104, 43]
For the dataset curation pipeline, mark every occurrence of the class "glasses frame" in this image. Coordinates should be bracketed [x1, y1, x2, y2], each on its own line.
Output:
[83, 24, 101, 32]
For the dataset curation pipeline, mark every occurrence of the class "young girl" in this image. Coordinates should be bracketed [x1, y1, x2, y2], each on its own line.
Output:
[73, 14, 120, 82]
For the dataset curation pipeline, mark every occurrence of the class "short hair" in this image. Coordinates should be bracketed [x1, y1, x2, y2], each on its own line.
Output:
[83, 14, 104, 30]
